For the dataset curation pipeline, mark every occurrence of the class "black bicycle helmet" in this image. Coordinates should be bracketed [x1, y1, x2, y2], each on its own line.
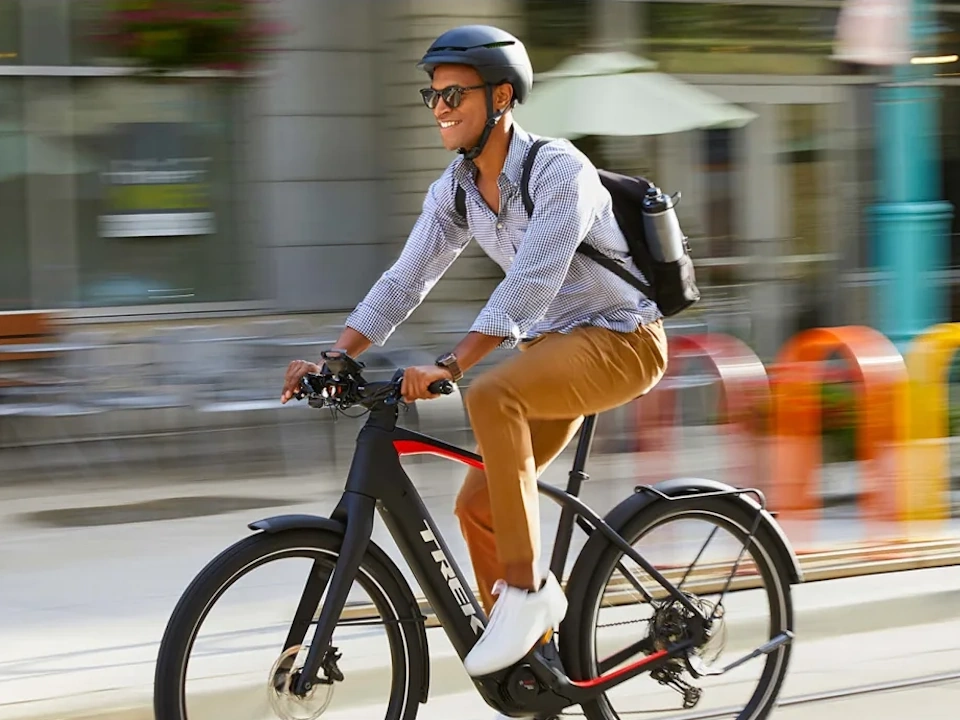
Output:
[418, 25, 534, 159]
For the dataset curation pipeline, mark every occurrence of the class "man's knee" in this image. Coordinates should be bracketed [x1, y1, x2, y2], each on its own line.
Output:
[464, 369, 514, 422]
[454, 467, 490, 522]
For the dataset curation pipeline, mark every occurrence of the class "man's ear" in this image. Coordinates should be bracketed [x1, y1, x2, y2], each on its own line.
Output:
[494, 82, 515, 112]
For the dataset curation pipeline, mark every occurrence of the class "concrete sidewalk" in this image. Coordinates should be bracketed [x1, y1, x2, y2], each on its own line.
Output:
[1, 451, 959, 720]
[2, 566, 959, 720]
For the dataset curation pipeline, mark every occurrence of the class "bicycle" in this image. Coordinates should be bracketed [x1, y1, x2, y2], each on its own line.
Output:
[154, 350, 803, 720]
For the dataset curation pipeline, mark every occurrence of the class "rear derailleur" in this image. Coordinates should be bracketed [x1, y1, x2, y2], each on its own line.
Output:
[650, 666, 702, 710]
[644, 594, 724, 710]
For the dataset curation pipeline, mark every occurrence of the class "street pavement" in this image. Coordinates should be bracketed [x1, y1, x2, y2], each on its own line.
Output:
[3, 566, 957, 720]
[403, 615, 960, 720]
[0, 442, 959, 720]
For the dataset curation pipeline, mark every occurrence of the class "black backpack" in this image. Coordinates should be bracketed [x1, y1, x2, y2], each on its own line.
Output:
[455, 138, 700, 317]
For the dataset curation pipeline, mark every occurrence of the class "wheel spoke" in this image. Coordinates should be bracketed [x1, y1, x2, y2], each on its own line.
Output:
[576, 505, 793, 720]
[153, 530, 422, 720]
[678, 525, 720, 592]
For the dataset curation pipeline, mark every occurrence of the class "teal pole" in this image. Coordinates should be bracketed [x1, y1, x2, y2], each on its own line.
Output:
[870, 0, 954, 346]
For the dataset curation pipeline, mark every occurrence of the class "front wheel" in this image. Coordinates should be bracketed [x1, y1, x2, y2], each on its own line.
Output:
[153, 528, 426, 720]
[561, 494, 794, 720]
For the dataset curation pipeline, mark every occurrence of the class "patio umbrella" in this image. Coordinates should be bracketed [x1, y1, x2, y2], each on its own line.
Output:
[513, 51, 757, 138]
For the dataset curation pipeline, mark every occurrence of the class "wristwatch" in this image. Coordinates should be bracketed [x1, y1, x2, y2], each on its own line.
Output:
[435, 352, 463, 382]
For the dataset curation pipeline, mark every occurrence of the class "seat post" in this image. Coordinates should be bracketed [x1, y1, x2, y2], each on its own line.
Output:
[569, 414, 597, 485]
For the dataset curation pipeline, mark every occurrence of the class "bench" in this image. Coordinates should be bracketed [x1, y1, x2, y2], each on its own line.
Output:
[0, 311, 57, 387]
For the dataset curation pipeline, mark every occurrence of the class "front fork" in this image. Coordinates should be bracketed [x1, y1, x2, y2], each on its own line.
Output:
[285, 491, 375, 696]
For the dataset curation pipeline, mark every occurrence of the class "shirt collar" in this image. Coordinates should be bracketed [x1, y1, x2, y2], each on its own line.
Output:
[454, 123, 535, 191]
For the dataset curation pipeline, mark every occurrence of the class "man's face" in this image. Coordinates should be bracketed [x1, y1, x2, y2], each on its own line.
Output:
[423, 65, 489, 152]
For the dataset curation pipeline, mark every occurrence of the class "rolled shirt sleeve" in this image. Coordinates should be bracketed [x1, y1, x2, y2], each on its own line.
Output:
[345, 169, 470, 346]
[470, 147, 599, 348]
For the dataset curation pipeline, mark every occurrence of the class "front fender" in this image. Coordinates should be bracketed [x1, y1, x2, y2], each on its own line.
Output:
[248, 513, 346, 536]
[629, 477, 803, 585]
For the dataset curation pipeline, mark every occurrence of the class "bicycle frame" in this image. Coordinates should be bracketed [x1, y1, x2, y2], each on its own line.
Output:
[283, 398, 710, 717]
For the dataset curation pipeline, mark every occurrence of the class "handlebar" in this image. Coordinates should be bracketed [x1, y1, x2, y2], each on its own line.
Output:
[293, 350, 455, 412]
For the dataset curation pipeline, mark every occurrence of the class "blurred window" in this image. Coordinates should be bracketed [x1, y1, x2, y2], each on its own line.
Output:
[20, 0, 71, 65]
[0, 80, 29, 309]
[0, 0, 252, 310]
[648, 2, 840, 52]
[524, 0, 591, 73]
[0, 0, 19, 65]
[645, 1, 843, 74]
[72, 78, 248, 307]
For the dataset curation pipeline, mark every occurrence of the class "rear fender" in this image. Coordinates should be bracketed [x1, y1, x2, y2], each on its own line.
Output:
[559, 477, 801, 683]
[625, 477, 803, 585]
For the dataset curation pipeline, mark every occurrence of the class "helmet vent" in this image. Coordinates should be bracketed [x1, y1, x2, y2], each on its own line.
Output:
[431, 40, 516, 52]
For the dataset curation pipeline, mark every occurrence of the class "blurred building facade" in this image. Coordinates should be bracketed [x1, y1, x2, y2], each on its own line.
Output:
[3, 0, 960, 359]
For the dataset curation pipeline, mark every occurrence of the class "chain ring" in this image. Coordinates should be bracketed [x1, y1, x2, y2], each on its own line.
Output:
[267, 645, 334, 720]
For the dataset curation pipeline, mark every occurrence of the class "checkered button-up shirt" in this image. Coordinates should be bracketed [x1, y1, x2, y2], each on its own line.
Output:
[346, 124, 662, 350]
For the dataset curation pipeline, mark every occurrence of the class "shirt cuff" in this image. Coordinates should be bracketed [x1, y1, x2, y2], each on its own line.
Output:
[344, 305, 395, 347]
[470, 307, 522, 350]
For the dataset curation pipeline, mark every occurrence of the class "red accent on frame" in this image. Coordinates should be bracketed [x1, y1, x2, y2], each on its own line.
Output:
[393, 440, 485, 470]
[569, 649, 670, 689]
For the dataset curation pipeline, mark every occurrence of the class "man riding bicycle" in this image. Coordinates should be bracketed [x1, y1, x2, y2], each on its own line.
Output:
[281, 23, 668, 692]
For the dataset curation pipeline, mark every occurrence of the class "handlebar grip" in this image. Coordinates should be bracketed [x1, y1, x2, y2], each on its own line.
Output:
[428, 379, 455, 395]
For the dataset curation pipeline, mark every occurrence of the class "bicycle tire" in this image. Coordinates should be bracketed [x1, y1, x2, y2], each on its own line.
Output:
[153, 528, 426, 720]
[561, 495, 794, 720]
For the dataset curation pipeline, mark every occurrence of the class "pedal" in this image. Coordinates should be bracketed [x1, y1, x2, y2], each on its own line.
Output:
[534, 634, 564, 674]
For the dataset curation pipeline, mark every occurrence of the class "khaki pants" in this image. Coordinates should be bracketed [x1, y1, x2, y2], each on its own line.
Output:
[454, 320, 668, 614]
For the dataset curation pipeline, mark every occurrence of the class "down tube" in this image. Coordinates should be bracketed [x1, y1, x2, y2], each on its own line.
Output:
[377, 474, 487, 660]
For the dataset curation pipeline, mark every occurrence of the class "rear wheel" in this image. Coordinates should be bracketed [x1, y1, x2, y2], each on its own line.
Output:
[561, 496, 794, 720]
[153, 528, 426, 720]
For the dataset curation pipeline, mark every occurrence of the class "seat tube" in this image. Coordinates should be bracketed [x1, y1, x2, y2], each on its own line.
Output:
[548, 415, 596, 580]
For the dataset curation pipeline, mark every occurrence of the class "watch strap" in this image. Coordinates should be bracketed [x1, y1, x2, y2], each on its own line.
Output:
[435, 352, 463, 382]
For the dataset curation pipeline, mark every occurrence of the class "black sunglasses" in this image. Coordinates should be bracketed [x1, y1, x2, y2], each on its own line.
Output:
[419, 84, 486, 110]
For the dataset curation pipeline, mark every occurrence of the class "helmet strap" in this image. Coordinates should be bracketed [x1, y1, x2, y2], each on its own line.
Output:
[459, 85, 507, 161]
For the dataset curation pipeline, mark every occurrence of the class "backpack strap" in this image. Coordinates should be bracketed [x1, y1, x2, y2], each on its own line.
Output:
[521, 138, 651, 294]
[577, 243, 652, 295]
[455, 183, 466, 221]
[520, 138, 551, 218]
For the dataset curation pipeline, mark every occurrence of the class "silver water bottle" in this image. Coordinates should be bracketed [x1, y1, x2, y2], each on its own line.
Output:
[641, 186, 686, 262]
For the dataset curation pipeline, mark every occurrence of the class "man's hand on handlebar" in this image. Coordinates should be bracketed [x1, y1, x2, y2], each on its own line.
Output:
[281, 350, 456, 409]
[400, 364, 454, 403]
[280, 359, 322, 404]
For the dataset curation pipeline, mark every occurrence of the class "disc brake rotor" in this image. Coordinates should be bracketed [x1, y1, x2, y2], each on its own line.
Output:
[267, 645, 334, 720]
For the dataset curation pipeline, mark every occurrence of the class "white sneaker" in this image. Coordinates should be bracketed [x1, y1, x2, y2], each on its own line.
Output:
[463, 573, 568, 678]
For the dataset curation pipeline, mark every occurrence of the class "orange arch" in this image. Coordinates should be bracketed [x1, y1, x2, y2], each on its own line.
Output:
[668, 333, 771, 424]
[772, 326, 909, 526]
[635, 333, 771, 488]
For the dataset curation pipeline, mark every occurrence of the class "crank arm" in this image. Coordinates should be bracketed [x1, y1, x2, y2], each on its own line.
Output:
[689, 631, 794, 678]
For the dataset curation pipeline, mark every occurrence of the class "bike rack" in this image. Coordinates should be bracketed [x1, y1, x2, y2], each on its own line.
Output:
[771, 326, 910, 546]
[633, 332, 771, 492]
[904, 322, 960, 527]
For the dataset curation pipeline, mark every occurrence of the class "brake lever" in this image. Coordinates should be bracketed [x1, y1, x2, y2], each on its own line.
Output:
[296, 375, 317, 400]
[298, 372, 335, 402]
